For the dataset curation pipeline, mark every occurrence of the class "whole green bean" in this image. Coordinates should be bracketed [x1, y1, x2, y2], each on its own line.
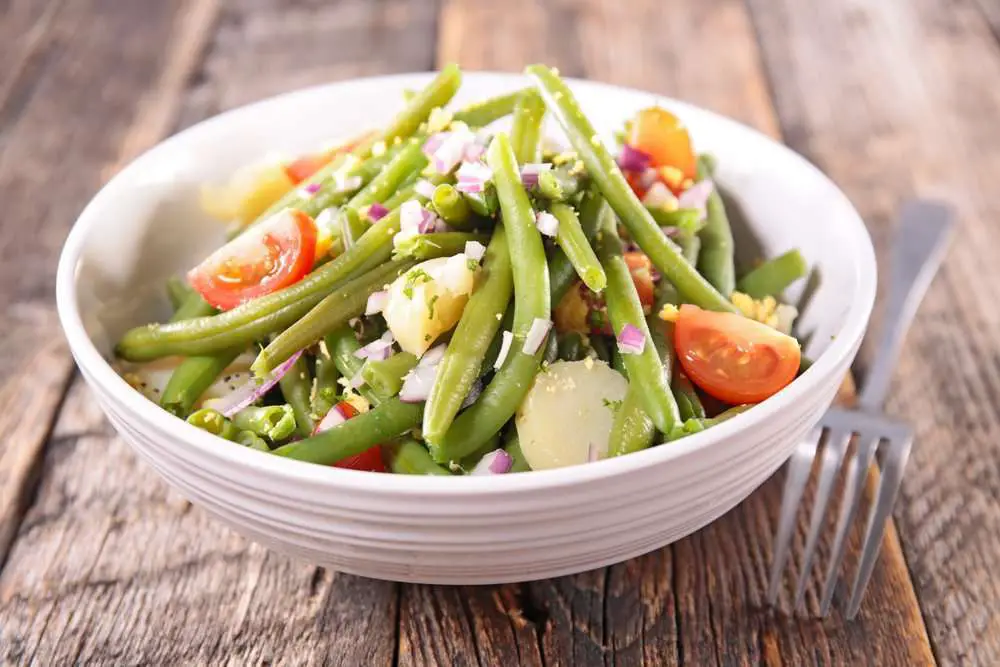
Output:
[423, 226, 514, 443]
[253, 258, 415, 375]
[312, 338, 342, 419]
[362, 352, 418, 397]
[510, 89, 546, 165]
[695, 156, 736, 296]
[551, 202, 607, 292]
[611, 347, 628, 377]
[339, 207, 367, 249]
[736, 249, 808, 299]
[666, 405, 752, 441]
[525, 65, 736, 313]
[596, 217, 680, 433]
[451, 88, 526, 127]
[277, 353, 316, 437]
[479, 305, 515, 376]
[393, 232, 489, 261]
[169, 292, 215, 323]
[429, 134, 550, 462]
[543, 330, 560, 364]
[346, 139, 427, 212]
[431, 184, 473, 229]
[166, 276, 194, 311]
[237, 430, 271, 451]
[273, 398, 423, 465]
[673, 374, 705, 421]
[232, 404, 297, 441]
[557, 331, 585, 361]
[379, 64, 462, 149]
[536, 171, 563, 200]
[645, 206, 703, 236]
[678, 233, 701, 266]
[117, 209, 409, 361]
[187, 408, 239, 441]
[549, 188, 605, 303]
[389, 439, 452, 475]
[462, 188, 499, 218]
[607, 384, 656, 457]
[503, 432, 532, 473]
[160, 348, 242, 418]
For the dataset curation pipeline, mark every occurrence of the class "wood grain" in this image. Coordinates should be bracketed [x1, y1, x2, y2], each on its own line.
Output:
[746, 0, 1000, 663]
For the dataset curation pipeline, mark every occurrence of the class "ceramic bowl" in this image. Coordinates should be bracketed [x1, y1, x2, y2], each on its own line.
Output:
[56, 72, 876, 584]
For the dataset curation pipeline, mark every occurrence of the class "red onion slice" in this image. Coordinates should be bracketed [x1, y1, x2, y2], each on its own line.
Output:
[365, 290, 389, 315]
[470, 449, 513, 475]
[354, 333, 394, 361]
[398, 344, 446, 403]
[535, 211, 559, 237]
[334, 174, 362, 193]
[642, 182, 678, 210]
[616, 323, 646, 355]
[214, 350, 303, 418]
[520, 163, 552, 188]
[368, 202, 389, 221]
[678, 179, 714, 220]
[617, 143, 651, 172]
[494, 331, 514, 369]
[455, 161, 493, 194]
[522, 318, 552, 355]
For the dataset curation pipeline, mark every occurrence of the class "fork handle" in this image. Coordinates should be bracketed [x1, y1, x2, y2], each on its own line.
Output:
[857, 200, 954, 411]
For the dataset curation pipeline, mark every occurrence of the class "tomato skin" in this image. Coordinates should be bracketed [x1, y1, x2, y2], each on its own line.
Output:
[284, 154, 330, 184]
[316, 401, 386, 472]
[623, 252, 655, 310]
[188, 208, 317, 311]
[673, 304, 801, 404]
[628, 107, 697, 181]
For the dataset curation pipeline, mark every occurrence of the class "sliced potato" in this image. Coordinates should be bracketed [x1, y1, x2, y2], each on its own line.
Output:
[383, 255, 477, 356]
[200, 161, 294, 226]
[515, 359, 628, 470]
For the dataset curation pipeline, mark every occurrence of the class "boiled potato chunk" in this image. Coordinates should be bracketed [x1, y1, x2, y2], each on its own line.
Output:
[384, 255, 477, 356]
[200, 161, 294, 226]
[516, 360, 628, 470]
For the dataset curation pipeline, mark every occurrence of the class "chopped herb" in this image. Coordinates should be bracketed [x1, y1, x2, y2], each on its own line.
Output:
[427, 294, 440, 319]
[602, 398, 623, 412]
[466, 258, 479, 271]
[402, 268, 433, 299]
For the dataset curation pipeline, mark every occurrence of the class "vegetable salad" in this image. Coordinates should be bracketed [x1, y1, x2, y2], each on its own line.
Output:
[115, 64, 809, 475]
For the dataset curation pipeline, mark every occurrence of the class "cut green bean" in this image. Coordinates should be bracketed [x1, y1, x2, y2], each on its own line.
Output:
[166, 276, 194, 311]
[362, 352, 418, 398]
[389, 439, 452, 475]
[393, 232, 489, 261]
[666, 405, 752, 441]
[672, 374, 705, 421]
[696, 156, 736, 296]
[277, 353, 316, 437]
[557, 331, 585, 361]
[423, 226, 514, 443]
[462, 187, 499, 218]
[503, 433, 532, 473]
[312, 338, 342, 419]
[232, 404, 297, 441]
[510, 89, 546, 164]
[536, 170, 563, 200]
[160, 348, 242, 418]
[549, 188, 605, 303]
[237, 430, 271, 451]
[187, 408, 239, 441]
[588, 334, 612, 363]
[526, 64, 736, 313]
[607, 385, 656, 457]
[551, 202, 607, 292]
[346, 138, 427, 212]
[339, 207, 367, 249]
[736, 249, 808, 299]
[326, 327, 382, 405]
[432, 183, 473, 229]
[452, 88, 526, 127]
[378, 64, 462, 149]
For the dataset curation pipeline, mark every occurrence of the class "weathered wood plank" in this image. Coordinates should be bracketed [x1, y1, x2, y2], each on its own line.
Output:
[746, 0, 1000, 663]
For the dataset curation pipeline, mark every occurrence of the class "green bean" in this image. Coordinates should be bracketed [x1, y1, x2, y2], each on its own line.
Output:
[160, 348, 242, 418]
[312, 338, 342, 418]
[383, 172, 448, 210]
[232, 404, 297, 441]
[346, 139, 427, 212]
[510, 89, 546, 164]
[525, 65, 736, 313]
[551, 202, 606, 292]
[429, 134, 550, 462]
[666, 405, 752, 441]
[607, 385, 656, 457]
[431, 184, 473, 229]
[673, 374, 705, 421]
[543, 330, 560, 364]
[596, 215, 679, 433]
[169, 293, 215, 323]
[699, 152, 719, 177]
[459, 433, 502, 471]
[394, 232, 489, 261]
[535, 166, 587, 203]
[389, 438, 452, 475]
[644, 206, 703, 236]
[325, 327, 381, 405]
[549, 188, 605, 303]
[237, 430, 271, 451]
[273, 398, 423, 465]
[277, 353, 316, 437]
[117, 208, 408, 360]
[588, 335, 612, 363]
[479, 305, 515, 376]
[166, 276, 194, 311]
[378, 64, 462, 149]
[503, 432, 532, 473]
[424, 226, 513, 442]
[536, 171, 563, 200]
[462, 188, 499, 217]
[339, 207, 367, 249]
[362, 352, 418, 398]
[452, 88, 526, 127]
[736, 249, 808, 299]
[695, 156, 736, 296]
[678, 233, 701, 266]
[557, 331, 585, 361]
[187, 408, 239, 441]
[253, 258, 415, 374]
[611, 347, 628, 377]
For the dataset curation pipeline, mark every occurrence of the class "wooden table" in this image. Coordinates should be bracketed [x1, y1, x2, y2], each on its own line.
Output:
[1, 0, 997, 664]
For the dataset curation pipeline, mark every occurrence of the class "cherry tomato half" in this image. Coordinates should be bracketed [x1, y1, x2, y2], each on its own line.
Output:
[673, 304, 801, 404]
[188, 208, 317, 311]
[314, 401, 386, 472]
[623, 252, 655, 311]
[628, 107, 697, 181]
[284, 154, 330, 185]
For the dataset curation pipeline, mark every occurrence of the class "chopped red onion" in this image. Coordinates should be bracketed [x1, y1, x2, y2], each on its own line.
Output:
[417, 209, 439, 234]
[617, 144, 651, 172]
[354, 333, 394, 361]
[368, 202, 389, 221]
[455, 161, 493, 194]
[365, 290, 389, 315]
[471, 449, 513, 475]
[429, 127, 476, 174]
[349, 368, 366, 389]
[520, 162, 552, 188]
[522, 318, 552, 355]
[423, 134, 445, 156]
[535, 211, 559, 237]
[335, 174, 362, 193]
[398, 344, 447, 403]
[400, 200, 425, 231]
[297, 182, 322, 197]
[494, 330, 513, 369]
[642, 182, 678, 209]
[214, 350, 303, 418]
[617, 323, 646, 355]
[678, 179, 714, 220]
[463, 143, 486, 162]
[460, 378, 483, 409]
[464, 240, 486, 261]
[420, 343, 447, 367]
[414, 179, 437, 200]
[313, 402, 351, 434]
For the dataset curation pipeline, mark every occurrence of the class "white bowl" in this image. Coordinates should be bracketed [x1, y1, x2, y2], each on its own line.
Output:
[56, 72, 876, 584]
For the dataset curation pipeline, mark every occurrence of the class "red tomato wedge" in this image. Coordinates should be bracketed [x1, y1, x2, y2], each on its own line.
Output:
[673, 305, 801, 404]
[628, 107, 697, 181]
[623, 252, 655, 311]
[315, 401, 386, 472]
[188, 208, 317, 311]
[284, 154, 330, 185]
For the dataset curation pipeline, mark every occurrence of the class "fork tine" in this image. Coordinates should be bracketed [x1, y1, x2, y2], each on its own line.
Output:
[819, 434, 881, 615]
[767, 427, 822, 604]
[846, 430, 914, 619]
[793, 429, 851, 609]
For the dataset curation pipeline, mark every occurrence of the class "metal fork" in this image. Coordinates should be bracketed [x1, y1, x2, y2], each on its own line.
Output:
[767, 200, 955, 619]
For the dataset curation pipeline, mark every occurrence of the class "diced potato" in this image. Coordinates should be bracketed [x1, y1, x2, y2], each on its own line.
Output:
[383, 255, 477, 356]
[515, 360, 628, 470]
[200, 161, 295, 226]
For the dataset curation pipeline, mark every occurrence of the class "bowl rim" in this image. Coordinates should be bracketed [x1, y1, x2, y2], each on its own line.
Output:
[55, 70, 877, 496]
